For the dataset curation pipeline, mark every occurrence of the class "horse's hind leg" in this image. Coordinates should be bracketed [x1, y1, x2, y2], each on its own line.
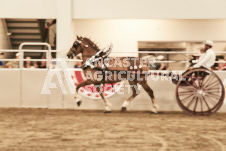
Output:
[95, 85, 112, 113]
[121, 81, 139, 112]
[138, 81, 159, 113]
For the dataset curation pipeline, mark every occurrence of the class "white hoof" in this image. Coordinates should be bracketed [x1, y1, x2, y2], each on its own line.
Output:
[151, 108, 158, 113]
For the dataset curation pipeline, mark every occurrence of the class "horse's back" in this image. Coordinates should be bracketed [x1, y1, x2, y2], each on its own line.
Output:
[106, 57, 149, 72]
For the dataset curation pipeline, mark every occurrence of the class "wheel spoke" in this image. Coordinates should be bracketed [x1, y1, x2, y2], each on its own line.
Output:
[204, 74, 215, 82]
[193, 97, 199, 112]
[202, 95, 211, 111]
[200, 96, 203, 113]
[183, 80, 198, 89]
[203, 85, 220, 92]
[179, 91, 195, 96]
[199, 72, 209, 87]
[197, 71, 200, 77]
[203, 81, 219, 89]
[186, 96, 196, 109]
[198, 79, 204, 88]
[204, 89, 220, 93]
[179, 90, 195, 93]
[205, 93, 220, 100]
[204, 80, 219, 88]
[206, 92, 221, 97]
[203, 79, 219, 87]
[202, 74, 215, 87]
[204, 86, 221, 91]
[179, 86, 196, 91]
[205, 96, 217, 106]
[181, 94, 195, 103]
[191, 78, 199, 88]
[189, 73, 200, 88]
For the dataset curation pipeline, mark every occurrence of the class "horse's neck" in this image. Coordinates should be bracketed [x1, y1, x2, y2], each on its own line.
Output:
[82, 48, 98, 62]
[81, 39, 100, 62]
[82, 55, 89, 62]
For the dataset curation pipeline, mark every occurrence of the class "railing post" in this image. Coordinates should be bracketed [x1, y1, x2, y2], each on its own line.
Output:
[19, 42, 52, 69]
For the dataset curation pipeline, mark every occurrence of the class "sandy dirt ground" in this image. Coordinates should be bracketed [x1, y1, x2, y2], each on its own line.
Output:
[0, 108, 226, 151]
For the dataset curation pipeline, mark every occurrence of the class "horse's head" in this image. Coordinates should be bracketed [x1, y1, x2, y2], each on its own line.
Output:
[67, 36, 100, 59]
[67, 36, 84, 59]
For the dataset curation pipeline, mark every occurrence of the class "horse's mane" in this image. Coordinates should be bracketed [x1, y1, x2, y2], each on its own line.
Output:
[83, 37, 100, 51]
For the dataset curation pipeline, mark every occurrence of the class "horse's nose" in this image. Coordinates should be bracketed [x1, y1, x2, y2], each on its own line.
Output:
[67, 53, 74, 59]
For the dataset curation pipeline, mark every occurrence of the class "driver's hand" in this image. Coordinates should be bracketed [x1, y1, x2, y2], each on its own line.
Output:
[188, 66, 194, 70]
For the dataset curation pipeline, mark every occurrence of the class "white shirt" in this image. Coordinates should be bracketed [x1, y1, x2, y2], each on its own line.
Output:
[193, 49, 216, 70]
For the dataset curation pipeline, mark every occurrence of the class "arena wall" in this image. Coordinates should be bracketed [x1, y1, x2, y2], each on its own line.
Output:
[0, 0, 56, 19]
[1, 0, 226, 19]
[72, 0, 226, 19]
[0, 69, 225, 112]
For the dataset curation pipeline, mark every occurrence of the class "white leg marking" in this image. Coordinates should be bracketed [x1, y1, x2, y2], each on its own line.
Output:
[122, 100, 129, 107]
[106, 100, 112, 107]
[152, 103, 159, 113]
[105, 106, 111, 111]
[74, 94, 80, 103]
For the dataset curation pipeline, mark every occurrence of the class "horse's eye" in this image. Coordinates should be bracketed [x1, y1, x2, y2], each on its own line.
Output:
[73, 43, 78, 48]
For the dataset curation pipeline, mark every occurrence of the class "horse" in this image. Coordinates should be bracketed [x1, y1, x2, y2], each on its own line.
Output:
[67, 36, 159, 113]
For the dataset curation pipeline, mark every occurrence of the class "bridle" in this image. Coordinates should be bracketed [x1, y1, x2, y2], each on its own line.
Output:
[71, 39, 99, 56]
[73, 39, 82, 49]
[71, 39, 82, 55]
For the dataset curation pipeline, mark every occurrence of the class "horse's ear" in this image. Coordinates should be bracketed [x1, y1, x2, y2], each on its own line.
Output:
[76, 35, 79, 39]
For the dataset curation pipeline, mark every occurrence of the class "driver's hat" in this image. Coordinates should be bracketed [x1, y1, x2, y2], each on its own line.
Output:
[203, 40, 213, 47]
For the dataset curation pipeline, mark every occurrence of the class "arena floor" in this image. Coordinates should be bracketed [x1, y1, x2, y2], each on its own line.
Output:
[0, 108, 226, 151]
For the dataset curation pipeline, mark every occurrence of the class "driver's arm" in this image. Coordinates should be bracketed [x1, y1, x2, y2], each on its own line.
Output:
[193, 52, 211, 68]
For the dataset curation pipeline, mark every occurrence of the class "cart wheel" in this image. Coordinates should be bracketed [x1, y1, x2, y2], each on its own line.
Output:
[176, 68, 225, 116]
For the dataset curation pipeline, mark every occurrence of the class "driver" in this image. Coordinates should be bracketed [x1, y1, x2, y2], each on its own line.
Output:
[189, 40, 216, 70]
[172, 40, 216, 85]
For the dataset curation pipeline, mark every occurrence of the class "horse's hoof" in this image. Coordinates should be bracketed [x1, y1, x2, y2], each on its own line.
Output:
[77, 100, 82, 107]
[150, 111, 158, 114]
[104, 110, 111, 113]
[121, 107, 127, 112]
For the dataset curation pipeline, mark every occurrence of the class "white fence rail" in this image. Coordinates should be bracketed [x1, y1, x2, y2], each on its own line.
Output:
[0, 42, 226, 69]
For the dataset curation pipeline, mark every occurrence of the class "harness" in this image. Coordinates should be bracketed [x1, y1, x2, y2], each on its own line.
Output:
[80, 44, 146, 89]
[81, 44, 112, 71]
[81, 44, 113, 86]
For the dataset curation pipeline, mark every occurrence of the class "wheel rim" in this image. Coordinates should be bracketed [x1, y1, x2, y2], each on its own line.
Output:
[176, 69, 225, 116]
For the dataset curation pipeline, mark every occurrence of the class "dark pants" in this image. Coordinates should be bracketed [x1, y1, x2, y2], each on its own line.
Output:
[172, 66, 208, 85]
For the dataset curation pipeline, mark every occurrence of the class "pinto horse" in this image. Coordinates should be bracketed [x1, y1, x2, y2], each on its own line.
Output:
[67, 36, 159, 113]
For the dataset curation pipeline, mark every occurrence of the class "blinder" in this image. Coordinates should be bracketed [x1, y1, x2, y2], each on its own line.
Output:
[73, 40, 82, 49]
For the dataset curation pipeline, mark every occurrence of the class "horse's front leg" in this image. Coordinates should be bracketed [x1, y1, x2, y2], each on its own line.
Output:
[74, 80, 92, 106]
[95, 85, 112, 113]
